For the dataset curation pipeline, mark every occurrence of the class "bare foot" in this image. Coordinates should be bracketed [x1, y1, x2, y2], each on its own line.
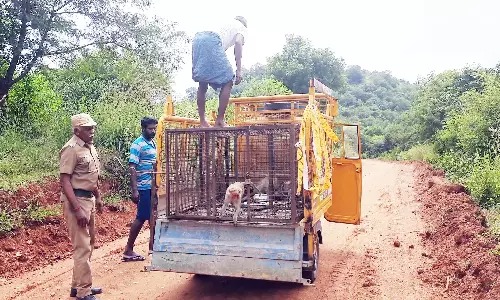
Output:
[214, 121, 227, 128]
[199, 120, 211, 128]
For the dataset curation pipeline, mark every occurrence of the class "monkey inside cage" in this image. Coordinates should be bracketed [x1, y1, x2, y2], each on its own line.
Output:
[163, 124, 304, 224]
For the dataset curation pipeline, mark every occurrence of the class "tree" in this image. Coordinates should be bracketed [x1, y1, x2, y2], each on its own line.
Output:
[184, 86, 217, 101]
[45, 49, 173, 114]
[239, 77, 291, 97]
[267, 34, 346, 94]
[346, 65, 364, 85]
[0, 0, 188, 107]
[406, 67, 485, 143]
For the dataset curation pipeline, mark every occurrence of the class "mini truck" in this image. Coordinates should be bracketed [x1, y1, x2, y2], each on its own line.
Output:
[146, 78, 363, 285]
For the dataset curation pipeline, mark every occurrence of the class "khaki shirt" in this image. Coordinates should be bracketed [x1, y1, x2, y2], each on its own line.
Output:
[59, 135, 100, 191]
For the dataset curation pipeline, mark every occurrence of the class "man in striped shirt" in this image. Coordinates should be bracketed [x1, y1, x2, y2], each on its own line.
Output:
[122, 117, 158, 262]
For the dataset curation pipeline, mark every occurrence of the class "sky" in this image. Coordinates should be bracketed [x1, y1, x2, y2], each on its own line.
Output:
[148, 0, 500, 98]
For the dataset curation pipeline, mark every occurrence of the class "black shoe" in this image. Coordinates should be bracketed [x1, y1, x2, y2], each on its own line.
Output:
[70, 287, 102, 297]
[76, 295, 99, 300]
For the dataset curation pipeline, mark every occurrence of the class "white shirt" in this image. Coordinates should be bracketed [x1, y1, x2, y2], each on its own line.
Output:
[211, 19, 248, 51]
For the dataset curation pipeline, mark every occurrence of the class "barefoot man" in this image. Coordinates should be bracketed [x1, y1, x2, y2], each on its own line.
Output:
[192, 16, 248, 127]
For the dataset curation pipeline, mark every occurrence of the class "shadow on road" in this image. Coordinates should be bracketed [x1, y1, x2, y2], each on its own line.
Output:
[163, 274, 305, 300]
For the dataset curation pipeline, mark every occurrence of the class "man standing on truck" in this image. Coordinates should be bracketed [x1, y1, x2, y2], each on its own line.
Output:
[122, 117, 158, 262]
[59, 113, 103, 300]
[192, 15, 248, 128]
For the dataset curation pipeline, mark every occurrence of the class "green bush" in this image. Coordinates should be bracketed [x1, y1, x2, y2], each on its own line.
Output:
[24, 204, 61, 224]
[0, 209, 20, 236]
[400, 144, 438, 162]
[486, 205, 500, 240]
[466, 157, 500, 207]
[0, 130, 59, 189]
[90, 100, 162, 154]
[1, 73, 63, 137]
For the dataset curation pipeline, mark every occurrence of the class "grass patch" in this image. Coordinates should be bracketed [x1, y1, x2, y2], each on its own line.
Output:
[0, 204, 62, 235]
[103, 193, 124, 205]
[0, 130, 60, 190]
[0, 209, 22, 236]
[399, 144, 438, 162]
[103, 193, 129, 212]
[485, 206, 500, 240]
[24, 204, 61, 224]
[379, 144, 437, 162]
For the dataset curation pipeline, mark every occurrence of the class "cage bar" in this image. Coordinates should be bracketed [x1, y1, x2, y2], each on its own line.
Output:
[163, 124, 303, 224]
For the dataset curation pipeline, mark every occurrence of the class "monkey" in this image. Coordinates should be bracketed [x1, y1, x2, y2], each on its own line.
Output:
[220, 181, 245, 225]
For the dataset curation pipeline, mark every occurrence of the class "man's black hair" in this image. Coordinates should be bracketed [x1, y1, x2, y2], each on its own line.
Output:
[141, 116, 158, 129]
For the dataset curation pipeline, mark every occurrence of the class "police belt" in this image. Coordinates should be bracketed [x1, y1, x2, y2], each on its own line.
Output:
[73, 189, 94, 198]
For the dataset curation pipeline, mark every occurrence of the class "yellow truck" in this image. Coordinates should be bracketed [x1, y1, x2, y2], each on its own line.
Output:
[147, 78, 362, 284]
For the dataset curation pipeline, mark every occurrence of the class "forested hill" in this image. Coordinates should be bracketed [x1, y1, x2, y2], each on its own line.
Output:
[339, 66, 417, 157]
[184, 35, 418, 158]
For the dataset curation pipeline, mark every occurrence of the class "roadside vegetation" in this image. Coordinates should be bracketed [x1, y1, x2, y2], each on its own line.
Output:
[0, 1, 498, 239]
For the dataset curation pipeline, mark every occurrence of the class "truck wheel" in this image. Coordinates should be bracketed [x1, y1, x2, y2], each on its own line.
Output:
[303, 237, 320, 283]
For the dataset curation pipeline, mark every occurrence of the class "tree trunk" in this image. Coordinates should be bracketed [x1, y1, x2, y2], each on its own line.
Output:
[0, 79, 12, 107]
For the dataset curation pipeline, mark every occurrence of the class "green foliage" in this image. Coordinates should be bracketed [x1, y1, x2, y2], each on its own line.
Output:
[435, 74, 500, 157]
[427, 71, 500, 207]
[0, 46, 173, 191]
[486, 206, 500, 240]
[103, 194, 123, 205]
[339, 67, 417, 157]
[0, 130, 59, 189]
[239, 77, 292, 97]
[49, 49, 171, 112]
[0, 209, 20, 236]
[24, 203, 61, 224]
[267, 34, 346, 94]
[399, 144, 438, 162]
[91, 100, 162, 153]
[404, 68, 485, 144]
[0, 203, 60, 236]
[90, 100, 163, 198]
[388, 67, 500, 210]
[0, 0, 187, 100]
[465, 157, 500, 207]
[1, 72, 62, 136]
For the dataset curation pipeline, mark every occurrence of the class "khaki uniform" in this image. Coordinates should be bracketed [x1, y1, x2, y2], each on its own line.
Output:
[60, 134, 100, 298]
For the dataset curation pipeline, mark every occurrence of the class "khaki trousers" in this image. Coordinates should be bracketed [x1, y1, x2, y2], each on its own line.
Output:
[62, 194, 96, 298]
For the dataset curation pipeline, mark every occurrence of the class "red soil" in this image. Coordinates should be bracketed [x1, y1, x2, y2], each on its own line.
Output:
[0, 178, 138, 279]
[414, 161, 500, 300]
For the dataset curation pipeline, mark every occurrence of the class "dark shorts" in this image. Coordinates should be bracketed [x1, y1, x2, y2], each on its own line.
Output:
[136, 189, 151, 221]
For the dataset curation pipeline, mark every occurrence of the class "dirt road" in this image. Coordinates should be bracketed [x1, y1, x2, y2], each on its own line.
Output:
[0, 160, 480, 299]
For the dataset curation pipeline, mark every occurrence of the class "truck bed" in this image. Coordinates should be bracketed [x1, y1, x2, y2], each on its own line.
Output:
[150, 218, 307, 283]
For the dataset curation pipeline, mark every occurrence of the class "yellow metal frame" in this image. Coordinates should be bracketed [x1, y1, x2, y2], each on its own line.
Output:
[155, 79, 361, 221]
[154, 96, 216, 195]
[154, 79, 363, 268]
[229, 92, 338, 126]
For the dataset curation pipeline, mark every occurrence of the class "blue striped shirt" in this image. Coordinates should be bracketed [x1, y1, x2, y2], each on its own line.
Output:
[129, 135, 157, 190]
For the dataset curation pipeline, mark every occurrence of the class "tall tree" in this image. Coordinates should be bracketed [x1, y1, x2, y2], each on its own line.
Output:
[267, 34, 346, 94]
[0, 0, 188, 107]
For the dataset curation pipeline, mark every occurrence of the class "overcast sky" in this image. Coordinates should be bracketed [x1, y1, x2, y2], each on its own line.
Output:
[149, 0, 499, 97]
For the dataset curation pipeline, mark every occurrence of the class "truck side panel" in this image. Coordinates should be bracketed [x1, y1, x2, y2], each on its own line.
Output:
[150, 219, 305, 283]
[151, 252, 303, 283]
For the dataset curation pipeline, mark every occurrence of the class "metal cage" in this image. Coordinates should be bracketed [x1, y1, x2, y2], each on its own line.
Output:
[163, 124, 303, 224]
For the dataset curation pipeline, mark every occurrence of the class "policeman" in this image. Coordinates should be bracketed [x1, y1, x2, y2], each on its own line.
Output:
[59, 113, 103, 300]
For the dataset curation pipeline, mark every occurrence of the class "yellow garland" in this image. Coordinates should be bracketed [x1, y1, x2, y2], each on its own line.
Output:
[296, 103, 340, 196]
